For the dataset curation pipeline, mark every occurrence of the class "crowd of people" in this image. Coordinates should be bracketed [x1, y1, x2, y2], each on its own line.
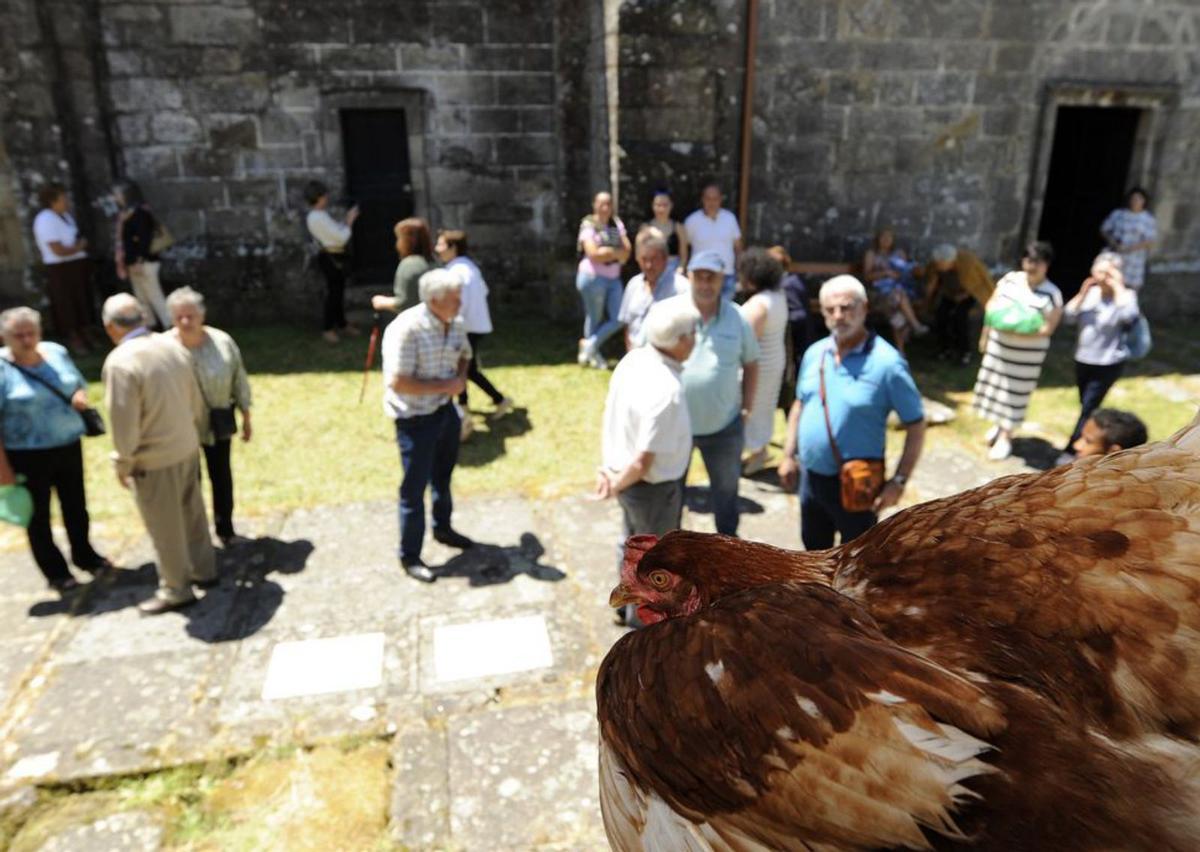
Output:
[1, 175, 1158, 617]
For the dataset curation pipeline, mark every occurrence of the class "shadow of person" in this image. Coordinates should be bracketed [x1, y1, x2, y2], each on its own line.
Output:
[457, 407, 532, 468]
[433, 531, 566, 587]
[59, 537, 314, 644]
[683, 486, 765, 517]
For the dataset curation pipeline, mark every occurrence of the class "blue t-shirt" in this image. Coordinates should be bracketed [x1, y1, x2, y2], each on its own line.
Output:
[0, 343, 87, 450]
[796, 334, 923, 476]
[678, 297, 760, 436]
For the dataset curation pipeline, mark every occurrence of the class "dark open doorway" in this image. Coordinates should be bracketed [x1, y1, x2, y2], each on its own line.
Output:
[1036, 106, 1141, 299]
[340, 109, 415, 286]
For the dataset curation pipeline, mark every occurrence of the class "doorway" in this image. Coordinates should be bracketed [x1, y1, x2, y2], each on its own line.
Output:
[340, 109, 416, 286]
[1036, 106, 1141, 299]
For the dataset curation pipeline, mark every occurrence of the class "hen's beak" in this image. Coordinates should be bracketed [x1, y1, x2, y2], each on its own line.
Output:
[609, 583, 640, 609]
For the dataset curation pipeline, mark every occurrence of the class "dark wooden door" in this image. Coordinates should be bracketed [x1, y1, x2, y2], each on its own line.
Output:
[340, 109, 415, 286]
[1037, 106, 1140, 300]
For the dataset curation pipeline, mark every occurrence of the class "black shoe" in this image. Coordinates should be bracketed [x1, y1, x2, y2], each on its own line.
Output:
[433, 528, 474, 549]
[51, 577, 81, 598]
[401, 558, 436, 583]
[76, 556, 114, 576]
[193, 577, 220, 590]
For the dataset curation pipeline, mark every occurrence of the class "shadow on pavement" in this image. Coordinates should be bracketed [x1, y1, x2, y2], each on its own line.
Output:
[434, 532, 566, 587]
[683, 487, 765, 517]
[27, 537, 315, 643]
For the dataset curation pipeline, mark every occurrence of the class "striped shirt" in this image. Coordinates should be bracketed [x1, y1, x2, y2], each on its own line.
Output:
[381, 303, 472, 419]
[971, 273, 1062, 430]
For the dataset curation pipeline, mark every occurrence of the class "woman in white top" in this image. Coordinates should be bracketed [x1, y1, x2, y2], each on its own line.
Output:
[304, 180, 360, 344]
[31, 183, 92, 355]
[1100, 187, 1157, 290]
[972, 241, 1064, 461]
[738, 248, 788, 474]
[435, 229, 513, 441]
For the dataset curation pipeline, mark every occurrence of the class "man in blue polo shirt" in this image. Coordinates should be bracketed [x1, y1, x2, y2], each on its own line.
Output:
[778, 274, 926, 549]
[668, 250, 759, 536]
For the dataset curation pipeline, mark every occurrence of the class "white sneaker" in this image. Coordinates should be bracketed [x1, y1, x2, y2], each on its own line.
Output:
[590, 351, 609, 370]
[577, 339, 592, 366]
[913, 322, 930, 336]
[985, 424, 1001, 446]
[494, 397, 514, 417]
[987, 435, 1012, 461]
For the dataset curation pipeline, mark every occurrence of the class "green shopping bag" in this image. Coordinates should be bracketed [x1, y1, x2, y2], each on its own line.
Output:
[0, 477, 34, 528]
[985, 296, 1045, 334]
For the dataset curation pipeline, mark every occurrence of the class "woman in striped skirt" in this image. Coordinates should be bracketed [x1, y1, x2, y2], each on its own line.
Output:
[972, 241, 1063, 460]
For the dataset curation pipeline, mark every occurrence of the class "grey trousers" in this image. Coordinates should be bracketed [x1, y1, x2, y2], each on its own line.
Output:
[615, 479, 683, 625]
[132, 455, 216, 600]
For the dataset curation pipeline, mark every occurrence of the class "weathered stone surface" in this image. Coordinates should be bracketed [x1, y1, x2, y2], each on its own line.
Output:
[33, 808, 164, 852]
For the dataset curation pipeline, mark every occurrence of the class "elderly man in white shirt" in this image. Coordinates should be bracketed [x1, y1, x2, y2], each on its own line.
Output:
[683, 182, 743, 301]
[434, 229, 514, 442]
[382, 268, 475, 582]
[597, 298, 700, 626]
[304, 180, 360, 344]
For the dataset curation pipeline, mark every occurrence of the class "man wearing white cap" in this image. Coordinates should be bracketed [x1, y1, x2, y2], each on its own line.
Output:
[663, 250, 759, 536]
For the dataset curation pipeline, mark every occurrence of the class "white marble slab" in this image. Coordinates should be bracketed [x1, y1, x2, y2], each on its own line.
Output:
[432, 615, 553, 683]
[260, 632, 385, 700]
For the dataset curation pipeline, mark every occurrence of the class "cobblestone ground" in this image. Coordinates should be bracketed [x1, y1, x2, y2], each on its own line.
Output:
[0, 440, 1036, 850]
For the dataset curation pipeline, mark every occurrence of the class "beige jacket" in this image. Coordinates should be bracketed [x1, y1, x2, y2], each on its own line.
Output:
[102, 330, 204, 477]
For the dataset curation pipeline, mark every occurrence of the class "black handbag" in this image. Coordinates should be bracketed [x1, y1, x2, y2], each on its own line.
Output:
[189, 358, 238, 441]
[3, 357, 105, 437]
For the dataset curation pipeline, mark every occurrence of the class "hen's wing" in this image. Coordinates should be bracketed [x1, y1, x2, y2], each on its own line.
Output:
[596, 583, 1007, 852]
[834, 437, 1200, 736]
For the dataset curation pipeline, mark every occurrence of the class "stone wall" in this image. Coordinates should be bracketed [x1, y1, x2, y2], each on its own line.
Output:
[0, 0, 607, 322]
[616, 0, 1200, 322]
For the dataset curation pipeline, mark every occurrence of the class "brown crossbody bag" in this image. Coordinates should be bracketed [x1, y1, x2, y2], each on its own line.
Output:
[819, 348, 884, 513]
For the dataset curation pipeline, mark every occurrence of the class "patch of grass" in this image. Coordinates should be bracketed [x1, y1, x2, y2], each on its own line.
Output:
[2, 314, 1195, 552]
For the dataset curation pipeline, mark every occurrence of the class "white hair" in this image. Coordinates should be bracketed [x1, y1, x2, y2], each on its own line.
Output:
[635, 228, 669, 257]
[165, 285, 206, 315]
[931, 243, 957, 263]
[819, 274, 868, 306]
[1094, 249, 1123, 269]
[102, 293, 146, 328]
[0, 306, 41, 335]
[418, 268, 464, 304]
[644, 299, 700, 350]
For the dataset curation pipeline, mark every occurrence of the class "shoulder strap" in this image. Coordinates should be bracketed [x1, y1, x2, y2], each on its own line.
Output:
[2, 356, 75, 408]
[818, 348, 844, 468]
[185, 345, 215, 409]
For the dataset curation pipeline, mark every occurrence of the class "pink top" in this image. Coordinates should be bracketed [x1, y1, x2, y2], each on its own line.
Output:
[577, 217, 627, 278]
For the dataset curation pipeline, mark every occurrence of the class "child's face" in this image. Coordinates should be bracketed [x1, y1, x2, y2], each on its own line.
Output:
[1073, 418, 1113, 457]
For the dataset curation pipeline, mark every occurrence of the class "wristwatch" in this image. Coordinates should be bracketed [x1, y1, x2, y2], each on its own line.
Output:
[891, 474, 908, 487]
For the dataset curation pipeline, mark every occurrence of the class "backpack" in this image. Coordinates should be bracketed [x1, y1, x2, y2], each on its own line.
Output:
[1122, 313, 1152, 360]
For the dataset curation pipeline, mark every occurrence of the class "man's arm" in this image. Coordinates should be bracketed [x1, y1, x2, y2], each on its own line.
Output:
[104, 364, 142, 487]
[875, 420, 925, 512]
[740, 361, 758, 421]
[595, 451, 654, 499]
[776, 399, 802, 490]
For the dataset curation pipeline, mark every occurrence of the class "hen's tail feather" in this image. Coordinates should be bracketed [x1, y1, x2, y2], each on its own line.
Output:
[1168, 407, 1200, 453]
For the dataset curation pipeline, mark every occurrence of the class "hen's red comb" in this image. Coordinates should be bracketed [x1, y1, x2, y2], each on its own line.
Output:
[620, 535, 659, 584]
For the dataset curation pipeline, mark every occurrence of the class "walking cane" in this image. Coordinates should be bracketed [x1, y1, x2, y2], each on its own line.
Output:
[358, 313, 382, 404]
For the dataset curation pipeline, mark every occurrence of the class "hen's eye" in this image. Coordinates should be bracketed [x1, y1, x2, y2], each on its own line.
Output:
[648, 571, 671, 589]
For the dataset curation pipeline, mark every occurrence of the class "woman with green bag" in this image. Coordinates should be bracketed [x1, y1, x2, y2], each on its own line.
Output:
[0, 307, 112, 596]
[971, 242, 1064, 461]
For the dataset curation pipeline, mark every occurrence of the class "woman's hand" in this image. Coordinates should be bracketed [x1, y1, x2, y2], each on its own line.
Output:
[371, 294, 394, 312]
[241, 410, 253, 443]
[70, 389, 89, 412]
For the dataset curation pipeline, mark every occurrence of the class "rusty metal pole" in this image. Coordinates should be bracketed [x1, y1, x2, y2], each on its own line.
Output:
[737, 0, 760, 230]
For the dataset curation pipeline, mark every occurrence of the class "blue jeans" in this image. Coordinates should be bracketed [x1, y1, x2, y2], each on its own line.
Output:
[395, 403, 460, 561]
[721, 274, 736, 301]
[576, 270, 623, 348]
[799, 468, 876, 550]
[691, 414, 744, 536]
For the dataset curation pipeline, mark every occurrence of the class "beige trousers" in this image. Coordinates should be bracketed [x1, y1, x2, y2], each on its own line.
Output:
[132, 455, 216, 600]
[128, 261, 171, 329]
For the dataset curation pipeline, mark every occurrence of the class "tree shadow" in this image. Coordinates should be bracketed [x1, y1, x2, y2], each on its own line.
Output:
[457, 407, 533, 467]
[39, 536, 315, 643]
[683, 487, 765, 517]
[433, 532, 566, 587]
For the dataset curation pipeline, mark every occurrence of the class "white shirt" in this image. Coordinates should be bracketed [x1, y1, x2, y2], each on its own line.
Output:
[33, 209, 86, 265]
[305, 209, 352, 252]
[683, 208, 741, 274]
[381, 304, 472, 419]
[448, 256, 493, 334]
[602, 346, 692, 484]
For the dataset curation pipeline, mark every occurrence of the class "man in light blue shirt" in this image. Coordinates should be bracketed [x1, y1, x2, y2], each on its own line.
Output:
[778, 275, 926, 549]
[670, 250, 759, 536]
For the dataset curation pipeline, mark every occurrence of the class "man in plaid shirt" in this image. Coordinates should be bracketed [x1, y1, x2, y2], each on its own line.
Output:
[381, 268, 475, 581]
